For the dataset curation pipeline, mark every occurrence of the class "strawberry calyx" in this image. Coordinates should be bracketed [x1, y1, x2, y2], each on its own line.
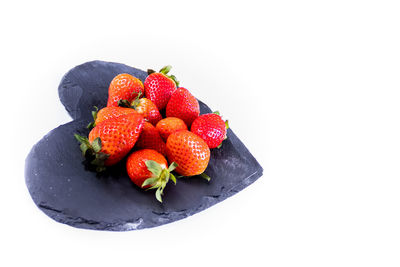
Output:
[74, 134, 109, 172]
[87, 106, 99, 129]
[213, 111, 230, 148]
[130, 91, 142, 110]
[147, 65, 180, 87]
[142, 160, 178, 203]
[168, 74, 180, 87]
[118, 92, 143, 109]
[117, 99, 131, 108]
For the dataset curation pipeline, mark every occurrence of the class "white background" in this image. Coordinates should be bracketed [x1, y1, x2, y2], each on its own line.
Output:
[1, 0, 399, 266]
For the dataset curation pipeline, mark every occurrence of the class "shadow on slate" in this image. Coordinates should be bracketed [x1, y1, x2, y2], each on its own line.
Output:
[25, 60, 263, 231]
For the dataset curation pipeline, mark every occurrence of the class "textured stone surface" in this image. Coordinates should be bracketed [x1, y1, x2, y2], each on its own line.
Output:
[25, 60, 263, 231]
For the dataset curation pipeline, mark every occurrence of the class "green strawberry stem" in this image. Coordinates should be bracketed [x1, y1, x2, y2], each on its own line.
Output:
[130, 91, 142, 110]
[225, 120, 229, 130]
[142, 161, 178, 203]
[200, 173, 211, 182]
[74, 134, 109, 172]
[87, 106, 99, 129]
[159, 65, 172, 74]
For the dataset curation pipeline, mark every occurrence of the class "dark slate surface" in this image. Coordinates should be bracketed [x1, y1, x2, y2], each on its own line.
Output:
[25, 60, 263, 231]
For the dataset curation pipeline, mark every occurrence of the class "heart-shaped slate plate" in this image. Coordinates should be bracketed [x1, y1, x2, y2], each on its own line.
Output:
[25, 60, 263, 231]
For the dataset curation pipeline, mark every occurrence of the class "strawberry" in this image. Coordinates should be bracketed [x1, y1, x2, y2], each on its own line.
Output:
[107, 73, 144, 107]
[166, 87, 200, 128]
[128, 94, 162, 125]
[166, 130, 210, 179]
[136, 122, 166, 156]
[156, 117, 188, 142]
[144, 66, 178, 110]
[87, 106, 137, 128]
[74, 112, 145, 171]
[126, 149, 177, 202]
[191, 112, 229, 148]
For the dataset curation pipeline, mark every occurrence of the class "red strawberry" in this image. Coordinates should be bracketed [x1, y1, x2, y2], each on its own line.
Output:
[87, 106, 137, 128]
[166, 130, 210, 178]
[191, 112, 229, 148]
[136, 122, 166, 156]
[156, 117, 188, 142]
[130, 96, 162, 125]
[126, 149, 177, 202]
[107, 73, 144, 107]
[74, 113, 145, 171]
[144, 66, 178, 110]
[166, 87, 200, 127]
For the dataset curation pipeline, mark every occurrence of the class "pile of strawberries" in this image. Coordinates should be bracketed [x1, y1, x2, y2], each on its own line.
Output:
[75, 66, 228, 202]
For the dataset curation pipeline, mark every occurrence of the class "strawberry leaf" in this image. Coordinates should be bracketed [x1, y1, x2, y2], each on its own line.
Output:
[168, 74, 179, 87]
[130, 93, 142, 109]
[74, 134, 91, 156]
[155, 188, 163, 203]
[87, 121, 95, 129]
[74, 133, 89, 144]
[118, 99, 131, 108]
[168, 162, 178, 172]
[142, 177, 158, 188]
[140, 161, 179, 202]
[170, 173, 177, 185]
[90, 152, 109, 171]
[159, 65, 172, 74]
[145, 160, 162, 176]
[79, 143, 90, 156]
[87, 106, 98, 129]
[75, 133, 109, 172]
[91, 137, 102, 153]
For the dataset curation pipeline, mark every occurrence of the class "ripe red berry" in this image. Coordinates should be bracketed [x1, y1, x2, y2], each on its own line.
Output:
[136, 122, 166, 156]
[191, 113, 228, 148]
[75, 112, 145, 171]
[156, 117, 188, 142]
[126, 149, 177, 202]
[144, 66, 178, 110]
[107, 74, 144, 107]
[166, 87, 200, 128]
[166, 130, 210, 177]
